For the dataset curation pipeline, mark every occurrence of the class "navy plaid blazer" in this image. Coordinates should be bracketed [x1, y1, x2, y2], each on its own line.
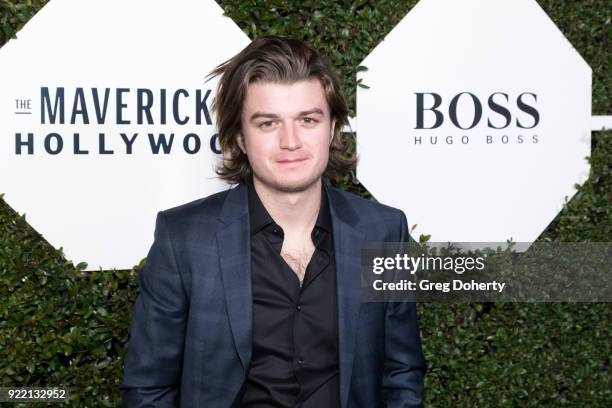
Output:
[120, 182, 426, 407]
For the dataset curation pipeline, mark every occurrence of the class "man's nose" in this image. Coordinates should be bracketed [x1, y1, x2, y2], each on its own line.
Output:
[279, 121, 302, 150]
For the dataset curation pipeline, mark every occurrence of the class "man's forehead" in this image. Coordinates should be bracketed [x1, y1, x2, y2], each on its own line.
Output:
[242, 79, 329, 117]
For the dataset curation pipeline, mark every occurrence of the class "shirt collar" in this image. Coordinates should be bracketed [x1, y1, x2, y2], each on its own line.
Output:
[247, 181, 332, 236]
[248, 182, 275, 235]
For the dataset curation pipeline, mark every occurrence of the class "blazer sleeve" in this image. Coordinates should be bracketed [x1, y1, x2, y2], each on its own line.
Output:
[120, 211, 188, 407]
[381, 210, 427, 408]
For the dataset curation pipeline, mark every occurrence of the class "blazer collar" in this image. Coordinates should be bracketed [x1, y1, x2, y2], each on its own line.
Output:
[217, 180, 360, 228]
[217, 183, 249, 226]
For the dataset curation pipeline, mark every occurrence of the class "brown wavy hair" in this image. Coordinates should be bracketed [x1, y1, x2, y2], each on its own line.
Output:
[205, 35, 356, 185]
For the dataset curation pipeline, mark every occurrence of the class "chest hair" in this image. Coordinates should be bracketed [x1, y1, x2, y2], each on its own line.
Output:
[281, 240, 315, 286]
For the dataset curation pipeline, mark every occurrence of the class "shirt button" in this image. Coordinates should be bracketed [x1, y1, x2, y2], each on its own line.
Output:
[296, 304, 301, 311]
[297, 358, 304, 365]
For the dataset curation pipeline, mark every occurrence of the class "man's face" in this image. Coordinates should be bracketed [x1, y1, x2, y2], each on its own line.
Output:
[238, 79, 335, 193]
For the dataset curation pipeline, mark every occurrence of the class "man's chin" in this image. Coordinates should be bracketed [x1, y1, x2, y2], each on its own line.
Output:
[255, 174, 322, 194]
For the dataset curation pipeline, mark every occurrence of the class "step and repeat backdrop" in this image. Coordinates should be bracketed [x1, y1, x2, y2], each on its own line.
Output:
[0, 0, 609, 270]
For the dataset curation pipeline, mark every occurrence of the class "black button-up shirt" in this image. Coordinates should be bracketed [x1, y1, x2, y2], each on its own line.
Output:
[240, 182, 339, 408]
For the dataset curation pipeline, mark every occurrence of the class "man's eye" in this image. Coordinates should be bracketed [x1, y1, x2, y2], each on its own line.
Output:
[259, 121, 274, 128]
[302, 117, 318, 124]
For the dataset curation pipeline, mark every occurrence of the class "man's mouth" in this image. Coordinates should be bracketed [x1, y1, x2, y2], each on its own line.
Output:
[277, 157, 307, 164]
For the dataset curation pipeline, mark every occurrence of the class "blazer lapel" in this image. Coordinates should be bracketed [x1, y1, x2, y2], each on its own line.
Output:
[325, 184, 366, 408]
[216, 184, 252, 374]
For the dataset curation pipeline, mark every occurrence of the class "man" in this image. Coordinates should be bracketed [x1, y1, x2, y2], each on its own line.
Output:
[121, 35, 426, 407]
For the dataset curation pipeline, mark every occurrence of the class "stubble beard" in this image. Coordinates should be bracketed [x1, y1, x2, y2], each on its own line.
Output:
[252, 160, 327, 194]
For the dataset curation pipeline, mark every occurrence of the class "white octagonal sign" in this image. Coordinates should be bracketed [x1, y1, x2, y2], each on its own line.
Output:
[0, 0, 249, 270]
[357, 0, 592, 244]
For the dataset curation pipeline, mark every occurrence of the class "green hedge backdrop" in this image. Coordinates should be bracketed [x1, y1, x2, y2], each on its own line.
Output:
[1, 0, 610, 406]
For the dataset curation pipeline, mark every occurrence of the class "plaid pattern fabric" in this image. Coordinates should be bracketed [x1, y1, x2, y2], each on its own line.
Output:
[121, 182, 426, 407]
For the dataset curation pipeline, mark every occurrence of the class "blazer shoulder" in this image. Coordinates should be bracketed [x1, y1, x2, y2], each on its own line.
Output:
[334, 189, 410, 243]
[330, 187, 405, 223]
[159, 187, 232, 225]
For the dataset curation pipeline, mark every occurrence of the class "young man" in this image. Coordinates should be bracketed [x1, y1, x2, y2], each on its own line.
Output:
[121, 36, 426, 408]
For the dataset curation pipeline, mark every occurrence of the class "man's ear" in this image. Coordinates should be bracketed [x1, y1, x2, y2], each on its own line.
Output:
[236, 132, 246, 154]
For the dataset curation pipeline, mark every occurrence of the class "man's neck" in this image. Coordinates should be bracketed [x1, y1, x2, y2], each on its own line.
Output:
[252, 178, 322, 236]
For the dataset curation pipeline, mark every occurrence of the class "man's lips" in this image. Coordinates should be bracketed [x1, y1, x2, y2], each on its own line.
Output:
[277, 157, 308, 164]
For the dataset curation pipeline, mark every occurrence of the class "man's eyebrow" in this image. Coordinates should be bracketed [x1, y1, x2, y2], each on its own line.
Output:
[249, 108, 325, 122]
[298, 108, 325, 117]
